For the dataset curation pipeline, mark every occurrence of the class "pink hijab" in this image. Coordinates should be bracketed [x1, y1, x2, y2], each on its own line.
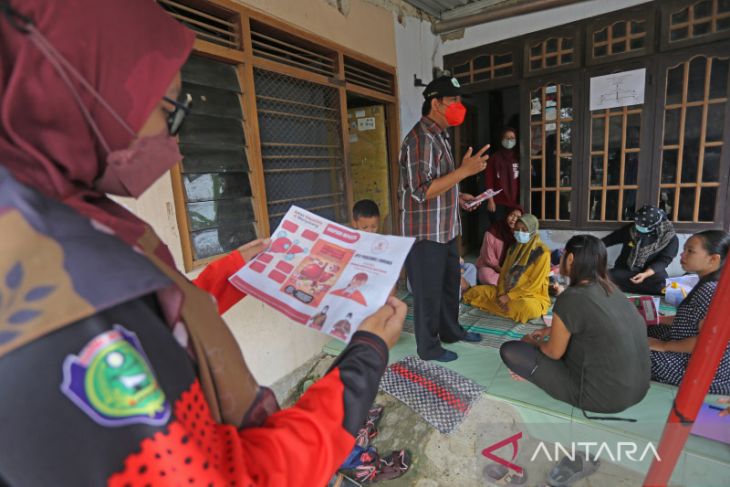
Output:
[0, 0, 194, 263]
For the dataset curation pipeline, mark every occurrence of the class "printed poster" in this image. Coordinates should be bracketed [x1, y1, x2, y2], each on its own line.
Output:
[230, 206, 415, 342]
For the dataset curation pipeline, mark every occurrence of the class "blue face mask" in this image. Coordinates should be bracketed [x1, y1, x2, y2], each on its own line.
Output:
[515, 231, 531, 244]
[635, 224, 650, 234]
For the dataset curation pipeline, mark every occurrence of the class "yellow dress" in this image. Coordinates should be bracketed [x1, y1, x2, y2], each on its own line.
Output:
[463, 239, 551, 323]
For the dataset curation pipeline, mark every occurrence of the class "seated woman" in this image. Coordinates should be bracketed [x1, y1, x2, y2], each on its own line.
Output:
[602, 205, 679, 295]
[648, 230, 730, 394]
[500, 235, 650, 414]
[463, 214, 550, 323]
[475, 205, 523, 285]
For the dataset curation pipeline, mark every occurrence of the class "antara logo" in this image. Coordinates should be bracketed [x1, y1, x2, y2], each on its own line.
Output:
[482, 432, 661, 473]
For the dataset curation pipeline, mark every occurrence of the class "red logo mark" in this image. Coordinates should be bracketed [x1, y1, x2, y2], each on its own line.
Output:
[481, 432, 523, 474]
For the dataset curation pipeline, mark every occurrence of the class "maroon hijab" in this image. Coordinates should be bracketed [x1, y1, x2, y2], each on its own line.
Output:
[0, 0, 194, 264]
[488, 204, 524, 261]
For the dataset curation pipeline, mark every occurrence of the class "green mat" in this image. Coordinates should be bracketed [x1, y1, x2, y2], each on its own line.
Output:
[323, 294, 728, 486]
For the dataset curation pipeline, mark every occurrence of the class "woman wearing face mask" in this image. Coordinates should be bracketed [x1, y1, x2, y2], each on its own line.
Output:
[647, 230, 730, 393]
[480, 128, 520, 237]
[602, 205, 679, 295]
[475, 204, 523, 285]
[0, 1, 405, 485]
[464, 214, 551, 323]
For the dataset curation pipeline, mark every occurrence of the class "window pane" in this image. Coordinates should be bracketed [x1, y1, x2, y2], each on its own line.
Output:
[562, 37, 573, 50]
[699, 187, 717, 221]
[546, 55, 558, 67]
[531, 59, 542, 70]
[671, 27, 690, 41]
[682, 106, 703, 182]
[182, 55, 241, 93]
[694, 0, 712, 18]
[531, 127, 542, 155]
[180, 145, 249, 174]
[474, 71, 491, 82]
[694, 22, 712, 36]
[608, 115, 622, 153]
[561, 53, 574, 64]
[592, 117, 605, 151]
[605, 190, 619, 220]
[561, 85, 573, 110]
[710, 58, 729, 99]
[612, 41, 627, 54]
[666, 65, 684, 105]
[630, 37, 645, 50]
[589, 190, 602, 220]
[191, 223, 257, 260]
[626, 113, 641, 148]
[607, 151, 621, 186]
[560, 122, 572, 154]
[720, 0, 730, 13]
[494, 67, 513, 78]
[591, 155, 604, 185]
[594, 45, 608, 57]
[660, 188, 676, 219]
[702, 146, 722, 181]
[688, 57, 708, 103]
[623, 189, 637, 220]
[613, 22, 627, 38]
[671, 7, 689, 24]
[631, 21, 645, 34]
[560, 157, 572, 186]
[662, 150, 679, 183]
[719, 16, 730, 31]
[594, 28, 608, 43]
[183, 173, 251, 203]
[545, 190, 557, 219]
[531, 159, 542, 187]
[678, 187, 696, 221]
[452, 62, 469, 75]
[494, 53, 512, 65]
[664, 109, 681, 145]
[546, 38, 558, 53]
[531, 191, 542, 218]
[188, 198, 255, 232]
[559, 191, 571, 220]
[706, 103, 726, 141]
[474, 55, 491, 69]
[625, 152, 639, 185]
[546, 148, 557, 187]
[531, 44, 542, 57]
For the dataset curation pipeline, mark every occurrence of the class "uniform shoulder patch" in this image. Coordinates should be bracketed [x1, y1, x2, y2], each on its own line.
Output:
[61, 325, 170, 427]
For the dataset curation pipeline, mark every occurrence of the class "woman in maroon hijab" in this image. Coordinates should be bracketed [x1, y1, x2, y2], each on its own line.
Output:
[0, 1, 403, 485]
[483, 127, 520, 232]
[476, 204, 523, 285]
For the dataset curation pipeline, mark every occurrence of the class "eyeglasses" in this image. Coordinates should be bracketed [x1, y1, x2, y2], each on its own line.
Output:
[162, 93, 192, 136]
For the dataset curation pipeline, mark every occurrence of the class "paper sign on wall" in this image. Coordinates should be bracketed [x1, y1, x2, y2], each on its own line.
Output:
[357, 117, 376, 131]
[590, 68, 645, 111]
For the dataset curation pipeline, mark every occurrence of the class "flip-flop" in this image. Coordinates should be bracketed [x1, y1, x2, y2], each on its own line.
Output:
[546, 452, 600, 486]
[483, 463, 528, 485]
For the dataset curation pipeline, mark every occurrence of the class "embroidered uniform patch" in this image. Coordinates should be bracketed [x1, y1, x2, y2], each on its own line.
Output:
[61, 325, 170, 427]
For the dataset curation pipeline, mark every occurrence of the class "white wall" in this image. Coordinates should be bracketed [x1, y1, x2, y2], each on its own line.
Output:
[440, 0, 653, 56]
[394, 13, 442, 140]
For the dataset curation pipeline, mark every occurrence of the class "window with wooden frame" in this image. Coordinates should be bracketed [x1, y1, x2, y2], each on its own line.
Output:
[668, 0, 730, 42]
[527, 37, 575, 72]
[445, 51, 515, 86]
[658, 55, 729, 223]
[161, 0, 399, 270]
[588, 104, 642, 222]
[593, 20, 647, 58]
[529, 82, 574, 221]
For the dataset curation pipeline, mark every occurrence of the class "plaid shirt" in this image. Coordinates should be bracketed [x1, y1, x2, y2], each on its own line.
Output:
[398, 116, 461, 243]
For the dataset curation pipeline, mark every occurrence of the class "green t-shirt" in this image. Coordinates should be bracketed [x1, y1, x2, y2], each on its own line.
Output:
[553, 282, 650, 412]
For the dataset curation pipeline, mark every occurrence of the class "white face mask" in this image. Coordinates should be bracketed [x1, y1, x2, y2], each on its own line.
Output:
[515, 231, 531, 244]
[502, 138, 516, 150]
[635, 224, 651, 234]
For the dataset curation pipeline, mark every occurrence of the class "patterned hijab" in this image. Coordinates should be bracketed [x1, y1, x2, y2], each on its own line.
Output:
[0, 0, 270, 426]
[501, 214, 547, 292]
[628, 205, 676, 271]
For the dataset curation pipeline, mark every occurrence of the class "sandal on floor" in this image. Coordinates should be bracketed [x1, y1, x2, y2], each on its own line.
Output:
[546, 452, 600, 486]
[355, 405, 384, 448]
[483, 463, 528, 485]
[352, 449, 411, 483]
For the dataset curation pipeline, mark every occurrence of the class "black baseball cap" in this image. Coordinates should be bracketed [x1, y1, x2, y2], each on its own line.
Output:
[423, 76, 468, 99]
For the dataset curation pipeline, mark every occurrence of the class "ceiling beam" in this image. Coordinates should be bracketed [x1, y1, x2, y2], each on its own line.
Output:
[432, 0, 586, 34]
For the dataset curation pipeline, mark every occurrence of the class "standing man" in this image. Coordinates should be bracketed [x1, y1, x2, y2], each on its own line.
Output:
[399, 76, 490, 362]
